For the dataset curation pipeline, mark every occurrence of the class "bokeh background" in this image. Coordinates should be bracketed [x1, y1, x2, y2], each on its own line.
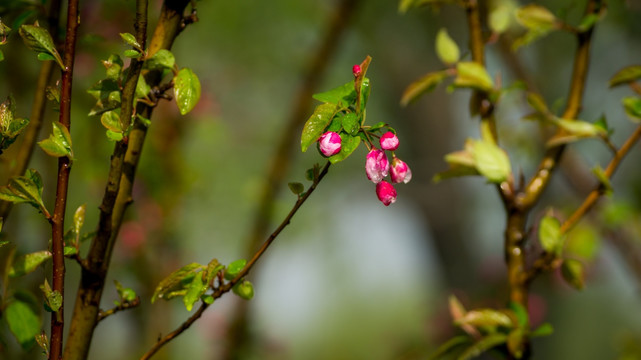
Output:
[1, 0, 641, 359]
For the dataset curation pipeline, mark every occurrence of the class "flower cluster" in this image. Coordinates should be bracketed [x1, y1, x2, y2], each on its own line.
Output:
[365, 131, 412, 206]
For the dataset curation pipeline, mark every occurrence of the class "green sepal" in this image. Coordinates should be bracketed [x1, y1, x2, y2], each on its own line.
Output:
[174, 68, 201, 115]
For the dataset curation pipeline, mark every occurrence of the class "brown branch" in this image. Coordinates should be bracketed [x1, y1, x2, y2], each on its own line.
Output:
[140, 162, 331, 360]
[49, 0, 80, 358]
[516, 0, 603, 211]
[96, 297, 141, 322]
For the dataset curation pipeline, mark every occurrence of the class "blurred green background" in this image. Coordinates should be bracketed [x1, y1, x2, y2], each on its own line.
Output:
[1, 0, 641, 359]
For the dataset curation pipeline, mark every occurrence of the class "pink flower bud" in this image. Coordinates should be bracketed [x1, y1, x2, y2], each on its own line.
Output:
[365, 148, 389, 183]
[318, 131, 342, 157]
[390, 156, 412, 184]
[352, 64, 362, 77]
[379, 131, 399, 151]
[376, 181, 397, 206]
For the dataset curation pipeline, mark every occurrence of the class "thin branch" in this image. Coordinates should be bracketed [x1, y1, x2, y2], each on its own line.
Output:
[49, 0, 80, 358]
[516, 0, 603, 211]
[524, 123, 641, 284]
[140, 162, 331, 360]
[97, 297, 141, 322]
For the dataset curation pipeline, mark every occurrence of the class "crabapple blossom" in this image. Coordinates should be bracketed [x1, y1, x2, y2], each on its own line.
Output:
[365, 148, 389, 183]
[376, 180, 397, 206]
[379, 131, 399, 151]
[318, 131, 341, 157]
[390, 156, 412, 184]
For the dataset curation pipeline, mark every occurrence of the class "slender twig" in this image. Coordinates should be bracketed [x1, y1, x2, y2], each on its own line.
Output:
[49, 0, 80, 358]
[140, 162, 331, 360]
[523, 123, 641, 284]
[97, 297, 141, 322]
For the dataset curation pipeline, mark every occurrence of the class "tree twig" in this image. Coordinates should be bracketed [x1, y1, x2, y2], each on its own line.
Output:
[49, 0, 80, 358]
[140, 162, 331, 360]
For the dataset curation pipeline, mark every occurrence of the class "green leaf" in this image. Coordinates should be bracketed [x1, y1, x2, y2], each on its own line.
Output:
[489, 4, 513, 34]
[100, 110, 122, 132]
[454, 62, 494, 92]
[102, 54, 123, 80]
[312, 80, 356, 105]
[515, 4, 556, 29]
[19, 24, 64, 70]
[610, 66, 641, 88]
[123, 49, 141, 59]
[435, 28, 460, 65]
[539, 213, 563, 255]
[398, 0, 446, 13]
[427, 335, 471, 360]
[565, 224, 601, 261]
[35, 331, 49, 357]
[145, 49, 175, 70]
[224, 259, 247, 281]
[531, 323, 554, 337]
[288, 182, 304, 195]
[513, 5, 558, 49]
[6, 300, 41, 348]
[507, 327, 526, 359]
[400, 70, 449, 107]
[152, 262, 202, 303]
[471, 139, 511, 183]
[546, 118, 608, 147]
[9, 250, 52, 277]
[183, 273, 207, 311]
[577, 13, 600, 32]
[328, 133, 360, 164]
[301, 103, 340, 152]
[458, 333, 508, 360]
[561, 258, 585, 290]
[136, 75, 151, 100]
[40, 280, 62, 312]
[0, 50, 4, 62]
[232, 280, 254, 300]
[0, 169, 47, 213]
[105, 130, 124, 142]
[508, 301, 529, 328]
[119, 32, 141, 50]
[456, 309, 513, 329]
[202, 294, 214, 304]
[38, 121, 73, 158]
[341, 112, 360, 135]
[37, 52, 55, 61]
[174, 68, 201, 115]
[63, 246, 77, 256]
[87, 79, 121, 116]
[0, 240, 9, 248]
[622, 97, 641, 122]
